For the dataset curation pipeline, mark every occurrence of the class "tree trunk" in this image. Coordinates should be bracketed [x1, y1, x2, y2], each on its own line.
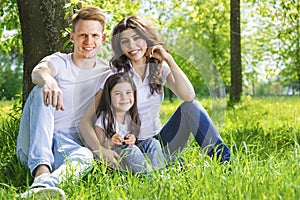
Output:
[230, 0, 242, 103]
[17, 0, 72, 106]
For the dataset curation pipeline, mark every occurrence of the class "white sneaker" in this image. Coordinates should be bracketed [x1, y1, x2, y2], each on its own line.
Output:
[20, 187, 66, 200]
[33, 173, 50, 183]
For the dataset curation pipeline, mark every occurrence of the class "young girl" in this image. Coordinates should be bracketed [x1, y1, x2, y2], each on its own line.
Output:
[80, 16, 230, 166]
[95, 72, 165, 173]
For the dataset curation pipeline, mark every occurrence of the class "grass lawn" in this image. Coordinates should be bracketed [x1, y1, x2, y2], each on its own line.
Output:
[0, 96, 299, 199]
[0, 100, 14, 116]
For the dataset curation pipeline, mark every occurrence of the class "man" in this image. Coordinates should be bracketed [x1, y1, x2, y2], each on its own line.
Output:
[16, 6, 117, 199]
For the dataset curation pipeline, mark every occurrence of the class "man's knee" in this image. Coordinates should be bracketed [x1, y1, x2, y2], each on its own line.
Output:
[72, 147, 94, 164]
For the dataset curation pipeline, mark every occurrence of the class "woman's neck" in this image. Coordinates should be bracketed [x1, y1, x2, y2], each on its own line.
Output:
[131, 58, 147, 80]
[130, 57, 146, 68]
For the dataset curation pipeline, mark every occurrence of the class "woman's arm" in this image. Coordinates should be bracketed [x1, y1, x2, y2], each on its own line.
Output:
[79, 89, 120, 164]
[165, 56, 195, 101]
[150, 45, 195, 101]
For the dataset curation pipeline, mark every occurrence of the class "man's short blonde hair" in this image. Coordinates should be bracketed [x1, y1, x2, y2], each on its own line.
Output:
[72, 6, 106, 32]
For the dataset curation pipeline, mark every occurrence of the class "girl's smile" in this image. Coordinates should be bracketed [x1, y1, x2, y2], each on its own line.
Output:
[110, 82, 134, 113]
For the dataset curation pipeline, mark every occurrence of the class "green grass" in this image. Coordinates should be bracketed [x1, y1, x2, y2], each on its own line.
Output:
[0, 96, 299, 199]
[0, 100, 14, 116]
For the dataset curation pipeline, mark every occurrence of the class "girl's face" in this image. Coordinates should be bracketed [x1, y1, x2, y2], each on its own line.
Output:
[110, 82, 134, 113]
[119, 28, 147, 63]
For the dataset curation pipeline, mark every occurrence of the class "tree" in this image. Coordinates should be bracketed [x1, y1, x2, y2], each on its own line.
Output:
[242, 1, 299, 96]
[230, 0, 242, 103]
[16, 0, 73, 105]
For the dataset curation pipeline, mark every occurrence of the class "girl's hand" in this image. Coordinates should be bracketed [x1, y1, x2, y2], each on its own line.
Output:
[124, 134, 136, 146]
[111, 133, 124, 146]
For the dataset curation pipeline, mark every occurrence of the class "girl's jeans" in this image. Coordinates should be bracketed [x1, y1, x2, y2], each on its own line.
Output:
[157, 100, 230, 163]
[113, 137, 165, 173]
[16, 86, 93, 187]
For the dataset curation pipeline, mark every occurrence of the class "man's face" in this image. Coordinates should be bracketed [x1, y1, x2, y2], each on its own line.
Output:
[70, 19, 106, 60]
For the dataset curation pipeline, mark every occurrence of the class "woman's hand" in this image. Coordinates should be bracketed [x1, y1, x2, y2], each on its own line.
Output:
[124, 134, 136, 146]
[111, 133, 124, 146]
[146, 44, 171, 63]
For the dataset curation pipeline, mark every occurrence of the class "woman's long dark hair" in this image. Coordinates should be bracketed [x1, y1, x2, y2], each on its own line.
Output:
[96, 72, 141, 138]
[110, 15, 166, 95]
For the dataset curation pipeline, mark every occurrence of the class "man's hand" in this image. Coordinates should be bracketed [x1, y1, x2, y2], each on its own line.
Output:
[93, 147, 120, 167]
[124, 134, 136, 146]
[43, 78, 64, 111]
[32, 61, 64, 110]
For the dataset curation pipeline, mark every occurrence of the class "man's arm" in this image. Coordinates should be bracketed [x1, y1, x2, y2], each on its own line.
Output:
[31, 61, 64, 110]
[79, 89, 120, 166]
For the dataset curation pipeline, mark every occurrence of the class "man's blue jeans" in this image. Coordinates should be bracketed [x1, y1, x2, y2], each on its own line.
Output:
[16, 86, 93, 187]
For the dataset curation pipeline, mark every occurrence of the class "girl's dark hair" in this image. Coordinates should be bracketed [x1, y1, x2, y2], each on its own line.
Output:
[96, 72, 140, 138]
[110, 15, 166, 95]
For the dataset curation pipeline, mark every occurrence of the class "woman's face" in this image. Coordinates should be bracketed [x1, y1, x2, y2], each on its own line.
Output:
[119, 28, 147, 63]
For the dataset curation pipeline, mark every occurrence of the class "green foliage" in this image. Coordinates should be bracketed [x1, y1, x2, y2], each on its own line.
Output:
[169, 0, 230, 84]
[0, 0, 23, 100]
[3, 0, 299, 98]
[0, 0, 22, 55]
[0, 96, 299, 199]
[0, 55, 22, 100]
[242, 0, 300, 93]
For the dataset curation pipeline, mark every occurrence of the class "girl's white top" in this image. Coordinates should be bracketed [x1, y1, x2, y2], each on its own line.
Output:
[101, 61, 171, 140]
[95, 113, 131, 138]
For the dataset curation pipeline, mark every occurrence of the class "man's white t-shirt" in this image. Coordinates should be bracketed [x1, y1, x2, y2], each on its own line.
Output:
[42, 52, 109, 140]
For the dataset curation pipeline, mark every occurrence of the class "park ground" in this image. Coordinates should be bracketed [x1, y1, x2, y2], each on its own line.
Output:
[0, 96, 299, 199]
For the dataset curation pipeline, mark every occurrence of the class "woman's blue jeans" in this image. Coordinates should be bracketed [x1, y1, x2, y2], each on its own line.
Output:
[157, 100, 230, 163]
[16, 86, 93, 187]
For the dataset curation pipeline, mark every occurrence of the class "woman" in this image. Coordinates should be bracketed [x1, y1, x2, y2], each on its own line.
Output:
[79, 16, 230, 167]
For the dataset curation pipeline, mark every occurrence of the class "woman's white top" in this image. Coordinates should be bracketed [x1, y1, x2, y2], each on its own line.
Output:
[129, 62, 171, 140]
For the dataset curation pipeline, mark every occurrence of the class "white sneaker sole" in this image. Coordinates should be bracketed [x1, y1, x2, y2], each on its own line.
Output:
[21, 187, 66, 200]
